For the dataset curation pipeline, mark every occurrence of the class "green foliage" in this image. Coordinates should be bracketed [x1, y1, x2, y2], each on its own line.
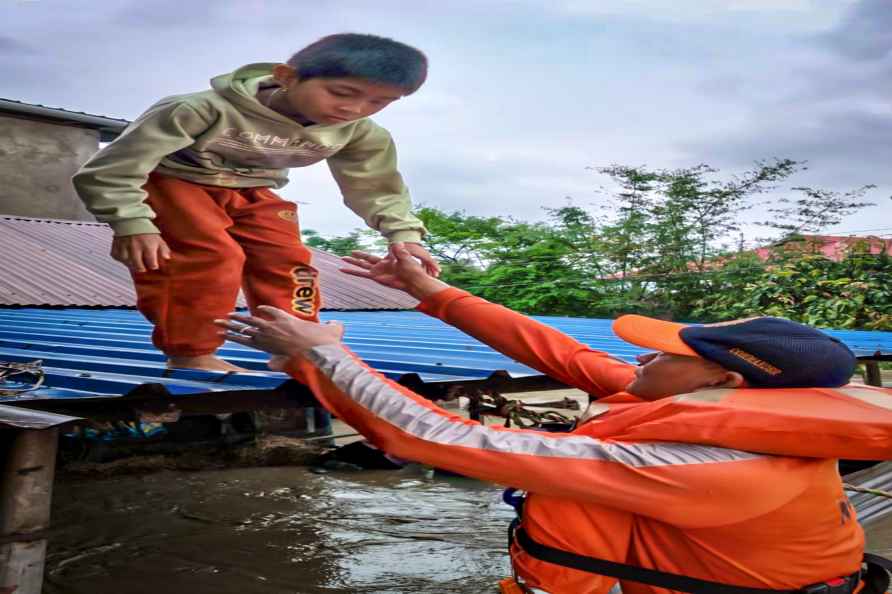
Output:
[590, 159, 808, 318]
[419, 206, 611, 317]
[304, 160, 890, 329]
[302, 228, 383, 256]
[763, 185, 876, 237]
[692, 243, 892, 330]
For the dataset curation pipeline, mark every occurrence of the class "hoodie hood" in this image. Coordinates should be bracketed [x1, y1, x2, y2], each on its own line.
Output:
[210, 62, 296, 124]
[73, 62, 427, 242]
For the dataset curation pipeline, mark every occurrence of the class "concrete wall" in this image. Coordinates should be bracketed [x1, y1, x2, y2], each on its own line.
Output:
[0, 115, 99, 221]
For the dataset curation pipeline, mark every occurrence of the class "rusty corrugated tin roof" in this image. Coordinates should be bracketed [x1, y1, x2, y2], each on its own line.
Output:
[0, 216, 417, 310]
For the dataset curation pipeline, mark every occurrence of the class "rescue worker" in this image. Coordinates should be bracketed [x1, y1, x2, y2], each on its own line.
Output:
[216, 243, 892, 594]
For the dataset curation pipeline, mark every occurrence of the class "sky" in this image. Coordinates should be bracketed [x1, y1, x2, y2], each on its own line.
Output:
[4, 0, 891, 246]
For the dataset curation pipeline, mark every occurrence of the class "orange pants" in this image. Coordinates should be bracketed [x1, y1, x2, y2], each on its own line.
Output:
[133, 173, 320, 357]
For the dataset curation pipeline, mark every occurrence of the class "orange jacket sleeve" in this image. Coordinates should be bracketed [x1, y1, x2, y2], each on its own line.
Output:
[287, 345, 813, 529]
[417, 288, 637, 397]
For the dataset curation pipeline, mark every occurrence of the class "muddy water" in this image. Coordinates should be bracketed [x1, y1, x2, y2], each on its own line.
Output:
[45, 466, 514, 594]
[44, 465, 892, 594]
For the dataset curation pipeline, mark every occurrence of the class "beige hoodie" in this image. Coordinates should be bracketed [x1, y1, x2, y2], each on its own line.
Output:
[72, 63, 426, 242]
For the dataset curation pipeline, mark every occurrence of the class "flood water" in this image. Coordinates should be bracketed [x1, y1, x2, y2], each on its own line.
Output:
[45, 465, 892, 594]
[45, 466, 514, 594]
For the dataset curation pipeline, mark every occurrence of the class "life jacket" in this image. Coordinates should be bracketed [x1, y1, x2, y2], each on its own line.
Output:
[503, 520, 892, 594]
[503, 384, 892, 594]
[576, 384, 892, 460]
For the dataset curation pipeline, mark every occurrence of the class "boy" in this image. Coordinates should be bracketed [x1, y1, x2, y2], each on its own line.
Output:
[73, 33, 438, 371]
[218, 244, 892, 594]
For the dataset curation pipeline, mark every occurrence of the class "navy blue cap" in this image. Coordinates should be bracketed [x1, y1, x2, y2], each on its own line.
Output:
[679, 317, 857, 388]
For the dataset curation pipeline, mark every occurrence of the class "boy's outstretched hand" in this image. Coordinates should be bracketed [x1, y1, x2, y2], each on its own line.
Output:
[111, 233, 172, 273]
[402, 242, 441, 277]
[341, 243, 449, 300]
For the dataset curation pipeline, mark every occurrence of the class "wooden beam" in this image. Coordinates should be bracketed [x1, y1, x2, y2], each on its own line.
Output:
[0, 428, 59, 594]
[864, 361, 883, 387]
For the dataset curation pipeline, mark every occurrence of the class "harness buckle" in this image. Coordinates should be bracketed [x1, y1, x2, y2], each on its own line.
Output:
[502, 487, 525, 512]
[802, 574, 859, 594]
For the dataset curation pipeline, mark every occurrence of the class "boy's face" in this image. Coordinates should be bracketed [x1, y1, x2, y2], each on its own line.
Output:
[273, 65, 404, 125]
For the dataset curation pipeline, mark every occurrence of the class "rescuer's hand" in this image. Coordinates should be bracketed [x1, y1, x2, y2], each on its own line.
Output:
[341, 243, 449, 300]
[215, 307, 344, 363]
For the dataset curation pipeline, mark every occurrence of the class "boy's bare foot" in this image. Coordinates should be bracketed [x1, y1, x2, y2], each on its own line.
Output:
[167, 354, 248, 372]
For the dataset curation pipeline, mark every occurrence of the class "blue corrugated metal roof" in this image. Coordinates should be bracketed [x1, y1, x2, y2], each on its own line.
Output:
[0, 308, 890, 402]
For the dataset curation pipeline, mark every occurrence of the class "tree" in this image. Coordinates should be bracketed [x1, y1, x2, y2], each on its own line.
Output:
[296, 159, 887, 328]
[762, 184, 877, 238]
[592, 159, 804, 318]
[691, 246, 892, 330]
[658, 159, 801, 272]
[592, 165, 659, 293]
[302, 228, 383, 256]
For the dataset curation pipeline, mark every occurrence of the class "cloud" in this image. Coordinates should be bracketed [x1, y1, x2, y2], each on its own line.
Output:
[111, 0, 226, 28]
[4, 0, 889, 239]
[0, 35, 49, 100]
[817, 0, 892, 61]
[522, 0, 850, 28]
[680, 0, 892, 222]
[0, 35, 35, 55]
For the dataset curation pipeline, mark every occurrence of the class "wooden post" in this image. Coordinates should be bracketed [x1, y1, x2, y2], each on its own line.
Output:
[864, 360, 883, 387]
[0, 428, 59, 594]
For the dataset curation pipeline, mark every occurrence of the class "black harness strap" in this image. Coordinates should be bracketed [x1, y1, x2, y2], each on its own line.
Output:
[514, 527, 865, 594]
[862, 553, 892, 594]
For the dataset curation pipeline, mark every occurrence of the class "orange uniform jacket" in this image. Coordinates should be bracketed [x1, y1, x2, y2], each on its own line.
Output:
[286, 288, 892, 594]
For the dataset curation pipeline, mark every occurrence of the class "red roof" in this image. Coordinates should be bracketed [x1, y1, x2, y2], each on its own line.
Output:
[753, 235, 892, 262]
[600, 234, 892, 280]
[0, 216, 417, 310]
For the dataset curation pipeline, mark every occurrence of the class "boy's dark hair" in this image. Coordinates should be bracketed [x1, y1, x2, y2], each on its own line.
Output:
[287, 33, 427, 94]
